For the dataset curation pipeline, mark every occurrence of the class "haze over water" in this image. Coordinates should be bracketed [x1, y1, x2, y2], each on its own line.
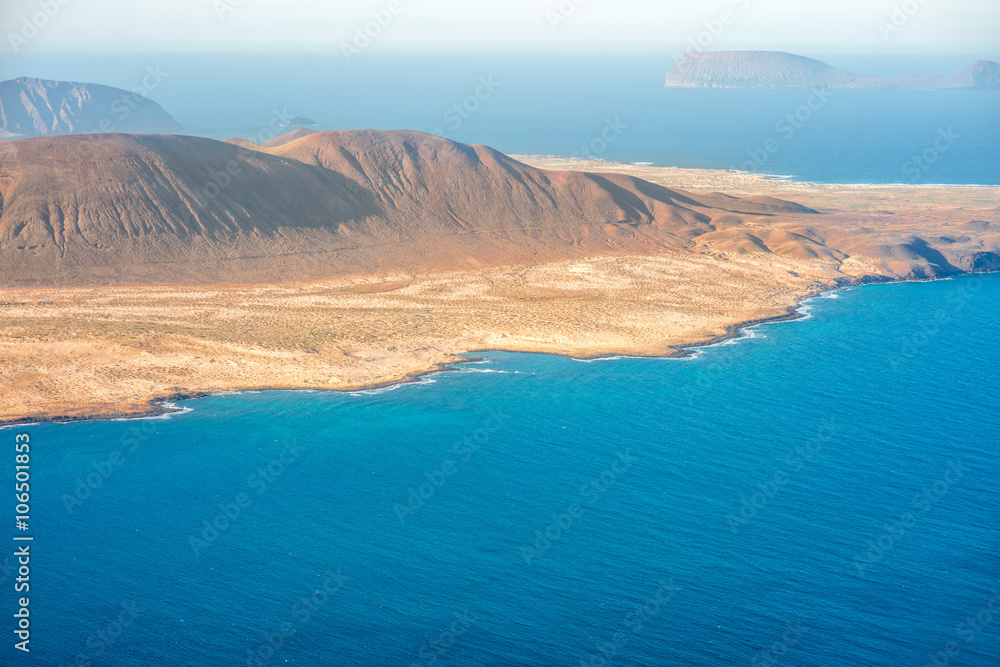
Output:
[3, 53, 999, 183]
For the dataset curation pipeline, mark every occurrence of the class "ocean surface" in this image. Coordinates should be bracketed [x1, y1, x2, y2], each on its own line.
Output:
[2, 53, 999, 184]
[3, 274, 998, 666]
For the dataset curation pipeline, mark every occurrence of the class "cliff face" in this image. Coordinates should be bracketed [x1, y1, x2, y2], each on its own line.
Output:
[0, 77, 182, 138]
[665, 52, 1000, 90]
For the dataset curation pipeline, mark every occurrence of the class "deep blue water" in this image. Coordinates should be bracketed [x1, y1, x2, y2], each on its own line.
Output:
[2, 53, 999, 184]
[3, 274, 998, 666]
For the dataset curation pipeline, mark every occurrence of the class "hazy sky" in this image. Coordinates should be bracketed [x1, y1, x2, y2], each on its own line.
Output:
[3, 0, 998, 55]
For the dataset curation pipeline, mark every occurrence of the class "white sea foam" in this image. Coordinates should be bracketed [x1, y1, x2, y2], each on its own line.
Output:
[0, 422, 39, 431]
[348, 376, 438, 397]
[111, 403, 194, 422]
[570, 356, 625, 363]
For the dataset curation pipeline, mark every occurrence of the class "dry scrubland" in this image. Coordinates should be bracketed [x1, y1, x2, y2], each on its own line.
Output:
[1, 159, 998, 423]
[1, 252, 819, 423]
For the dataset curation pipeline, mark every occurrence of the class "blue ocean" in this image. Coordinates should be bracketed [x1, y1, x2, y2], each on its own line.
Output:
[3, 274, 998, 666]
[2, 53, 999, 184]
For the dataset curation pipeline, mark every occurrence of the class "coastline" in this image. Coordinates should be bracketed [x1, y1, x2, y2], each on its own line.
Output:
[0, 359, 470, 427]
[512, 155, 1000, 190]
[2, 158, 997, 427]
[3, 270, 995, 428]
[0, 277, 887, 427]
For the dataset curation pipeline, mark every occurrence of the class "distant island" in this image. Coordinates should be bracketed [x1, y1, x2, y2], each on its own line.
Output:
[281, 116, 316, 126]
[0, 77, 182, 138]
[665, 51, 1000, 89]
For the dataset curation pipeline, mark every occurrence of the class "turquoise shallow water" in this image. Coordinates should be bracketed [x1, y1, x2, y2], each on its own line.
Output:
[2, 274, 999, 666]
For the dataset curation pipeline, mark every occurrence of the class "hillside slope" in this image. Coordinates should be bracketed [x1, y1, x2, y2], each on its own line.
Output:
[0, 130, 817, 286]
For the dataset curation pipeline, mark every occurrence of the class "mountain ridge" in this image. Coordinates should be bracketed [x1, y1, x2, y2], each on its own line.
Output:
[0, 129, 815, 286]
[0, 129, 996, 288]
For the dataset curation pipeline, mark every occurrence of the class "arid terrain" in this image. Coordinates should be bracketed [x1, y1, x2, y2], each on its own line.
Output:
[0, 134, 997, 424]
[0, 251, 826, 423]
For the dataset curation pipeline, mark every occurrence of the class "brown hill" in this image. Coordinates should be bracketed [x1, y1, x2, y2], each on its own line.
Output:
[262, 127, 317, 147]
[0, 130, 816, 287]
[0, 130, 996, 288]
